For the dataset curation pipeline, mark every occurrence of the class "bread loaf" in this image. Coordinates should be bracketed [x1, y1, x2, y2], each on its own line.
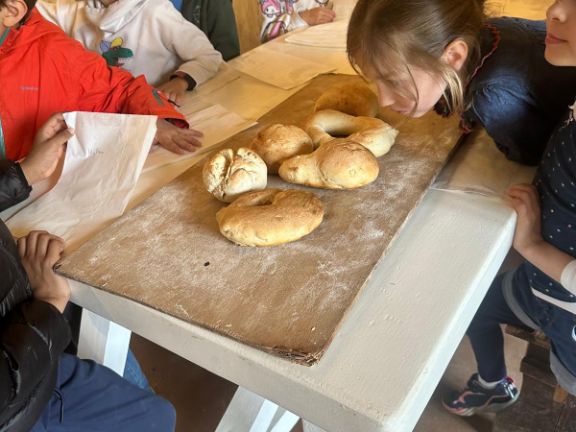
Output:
[203, 147, 267, 202]
[250, 124, 314, 173]
[314, 82, 379, 117]
[306, 109, 398, 157]
[216, 189, 324, 246]
[278, 139, 379, 189]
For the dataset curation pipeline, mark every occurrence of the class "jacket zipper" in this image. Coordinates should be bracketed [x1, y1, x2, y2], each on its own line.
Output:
[0, 29, 8, 159]
[0, 118, 5, 160]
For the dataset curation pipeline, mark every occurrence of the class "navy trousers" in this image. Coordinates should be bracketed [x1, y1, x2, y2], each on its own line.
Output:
[467, 270, 576, 386]
[466, 272, 527, 382]
[31, 354, 176, 432]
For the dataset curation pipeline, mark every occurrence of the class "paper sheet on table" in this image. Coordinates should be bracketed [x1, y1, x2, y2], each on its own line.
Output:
[6, 112, 156, 251]
[143, 99, 256, 172]
[432, 128, 536, 196]
[230, 45, 336, 90]
[285, 20, 348, 50]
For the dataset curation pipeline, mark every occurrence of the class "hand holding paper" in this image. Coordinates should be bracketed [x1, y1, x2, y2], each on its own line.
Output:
[7, 112, 158, 251]
[20, 113, 74, 185]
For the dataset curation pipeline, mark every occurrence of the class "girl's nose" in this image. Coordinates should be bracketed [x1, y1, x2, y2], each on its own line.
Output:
[547, 1, 565, 23]
[377, 84, 395, 108]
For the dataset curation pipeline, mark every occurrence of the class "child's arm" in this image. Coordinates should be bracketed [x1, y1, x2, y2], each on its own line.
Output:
[260, 1, 335, 43]
[298, 4, 336, 27]
[506, 184, 575, 292]
[203, 0, 240, 61]
[61, 36, 202, 154]
[0, 231, 71, 421]
[155, 1, 223, 102]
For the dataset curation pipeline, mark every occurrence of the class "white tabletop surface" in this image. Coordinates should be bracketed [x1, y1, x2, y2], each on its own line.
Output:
[63, 1, 542, 430]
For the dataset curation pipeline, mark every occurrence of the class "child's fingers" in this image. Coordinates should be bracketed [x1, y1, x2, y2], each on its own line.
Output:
[24, 231, 43, 258]
[174, 134, 202, 152]
[186, 128, 203, 138]
[161, 138, 189, 155]
[35, 233, 52, 258]
[318, 8, 336, 19]
[45, 238, 65, 267]
[17, 236, 28, 259]
[40, 113, 68, 140]
[506, 195, 524, 213]
[47, 128, 74, 149]
[507, 183, 536, 196]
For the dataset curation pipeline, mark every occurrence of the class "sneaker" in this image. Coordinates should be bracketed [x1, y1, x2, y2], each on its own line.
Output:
[442, 374, 519, 416]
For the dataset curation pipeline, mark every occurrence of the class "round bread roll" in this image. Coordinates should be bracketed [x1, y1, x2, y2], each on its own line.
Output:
[306, 109, 398, 157]
[216, 189, 324, 247]
[250, 124, 314, 174]
[278, 139, 379, 189]
[203, 147, 267, 203]
[314, 82, 379, 117]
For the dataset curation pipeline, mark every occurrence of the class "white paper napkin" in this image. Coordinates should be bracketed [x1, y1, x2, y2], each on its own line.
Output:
[6, 112, 156, 251]
[230, 45, 336, 90]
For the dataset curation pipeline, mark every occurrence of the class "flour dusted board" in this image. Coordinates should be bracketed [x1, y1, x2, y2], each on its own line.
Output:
[58, 75, 462, 364]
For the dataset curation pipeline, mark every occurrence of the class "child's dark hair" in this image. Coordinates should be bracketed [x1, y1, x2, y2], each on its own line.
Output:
[347, 0, 487, 114]
[0, 0, 37, 23]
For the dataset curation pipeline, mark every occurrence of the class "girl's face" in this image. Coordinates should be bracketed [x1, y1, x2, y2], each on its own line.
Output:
[367, 65, 447, 118]
[546, 0, 576, 66]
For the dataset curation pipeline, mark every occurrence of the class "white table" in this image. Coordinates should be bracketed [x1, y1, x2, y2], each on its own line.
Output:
[59, 4, 537, 432]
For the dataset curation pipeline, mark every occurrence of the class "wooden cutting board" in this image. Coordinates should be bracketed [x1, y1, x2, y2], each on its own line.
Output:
[57, 74, 462, 365]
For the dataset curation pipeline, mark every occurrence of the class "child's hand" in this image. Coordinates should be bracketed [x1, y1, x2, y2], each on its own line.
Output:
[20, 113, 74, 185]
[505, 184, 544, 256]
[157, 78, 188, 105]
[17, 231, 70, 313]
[300, 7, 336, 26]
[155, 119, 203, 155]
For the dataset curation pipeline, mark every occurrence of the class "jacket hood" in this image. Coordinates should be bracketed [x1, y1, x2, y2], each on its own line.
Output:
[0, 9, 62, 54]
[84, 0, 148, 34]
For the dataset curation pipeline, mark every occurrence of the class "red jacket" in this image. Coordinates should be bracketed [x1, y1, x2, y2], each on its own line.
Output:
[0, 9, 187, 161]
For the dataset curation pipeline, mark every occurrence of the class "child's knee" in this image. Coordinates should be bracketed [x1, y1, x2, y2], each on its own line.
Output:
[149, 396, 177, 431]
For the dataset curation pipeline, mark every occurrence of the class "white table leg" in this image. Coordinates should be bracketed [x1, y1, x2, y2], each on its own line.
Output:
[78, 308, 132, 376]
[302, 421, 328, 432]
[270, 409, 300, 432]
[216, 387, 301, 432]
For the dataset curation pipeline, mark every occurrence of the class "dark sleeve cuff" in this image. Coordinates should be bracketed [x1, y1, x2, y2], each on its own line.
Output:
[0, 160, 32, 213]
[19, 300, 72, 358]
[170, 72, 197, 91]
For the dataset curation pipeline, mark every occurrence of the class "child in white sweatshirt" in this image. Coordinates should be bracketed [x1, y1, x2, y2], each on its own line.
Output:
[259, 0, 336, 43]
[37, 0, 223, 102]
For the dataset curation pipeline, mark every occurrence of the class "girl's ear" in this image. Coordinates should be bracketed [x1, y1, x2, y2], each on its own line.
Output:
[441, 39, 469, 72]
[1, 0, 28, 28]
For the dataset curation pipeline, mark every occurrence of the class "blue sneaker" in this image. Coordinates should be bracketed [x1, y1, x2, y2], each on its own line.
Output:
[443, 374, 519, 416]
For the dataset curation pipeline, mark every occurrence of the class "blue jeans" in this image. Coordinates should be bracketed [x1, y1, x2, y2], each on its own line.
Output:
[31, 354, 176, 432]
[466, 272, 528, 382]
[124, 349, 153, 392]
[467, 269, 576, 393]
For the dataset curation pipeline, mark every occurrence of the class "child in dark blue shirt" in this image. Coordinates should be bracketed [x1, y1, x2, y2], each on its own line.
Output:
[347, 0, 576, 416]
[443, 1, 576, 415]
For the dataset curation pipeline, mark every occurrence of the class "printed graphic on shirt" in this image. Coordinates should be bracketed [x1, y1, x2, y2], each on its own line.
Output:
[100, 37, 134, 67]
[260, 0, 283, 18]
[572, 325, 576, 342]
[260, 0, 328, 41]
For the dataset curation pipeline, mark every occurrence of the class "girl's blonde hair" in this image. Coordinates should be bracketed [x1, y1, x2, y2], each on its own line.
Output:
[347, 0, 486, 115]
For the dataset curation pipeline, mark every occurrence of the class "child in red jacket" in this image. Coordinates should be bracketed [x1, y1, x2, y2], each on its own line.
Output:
[0, 0, 202, 160]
